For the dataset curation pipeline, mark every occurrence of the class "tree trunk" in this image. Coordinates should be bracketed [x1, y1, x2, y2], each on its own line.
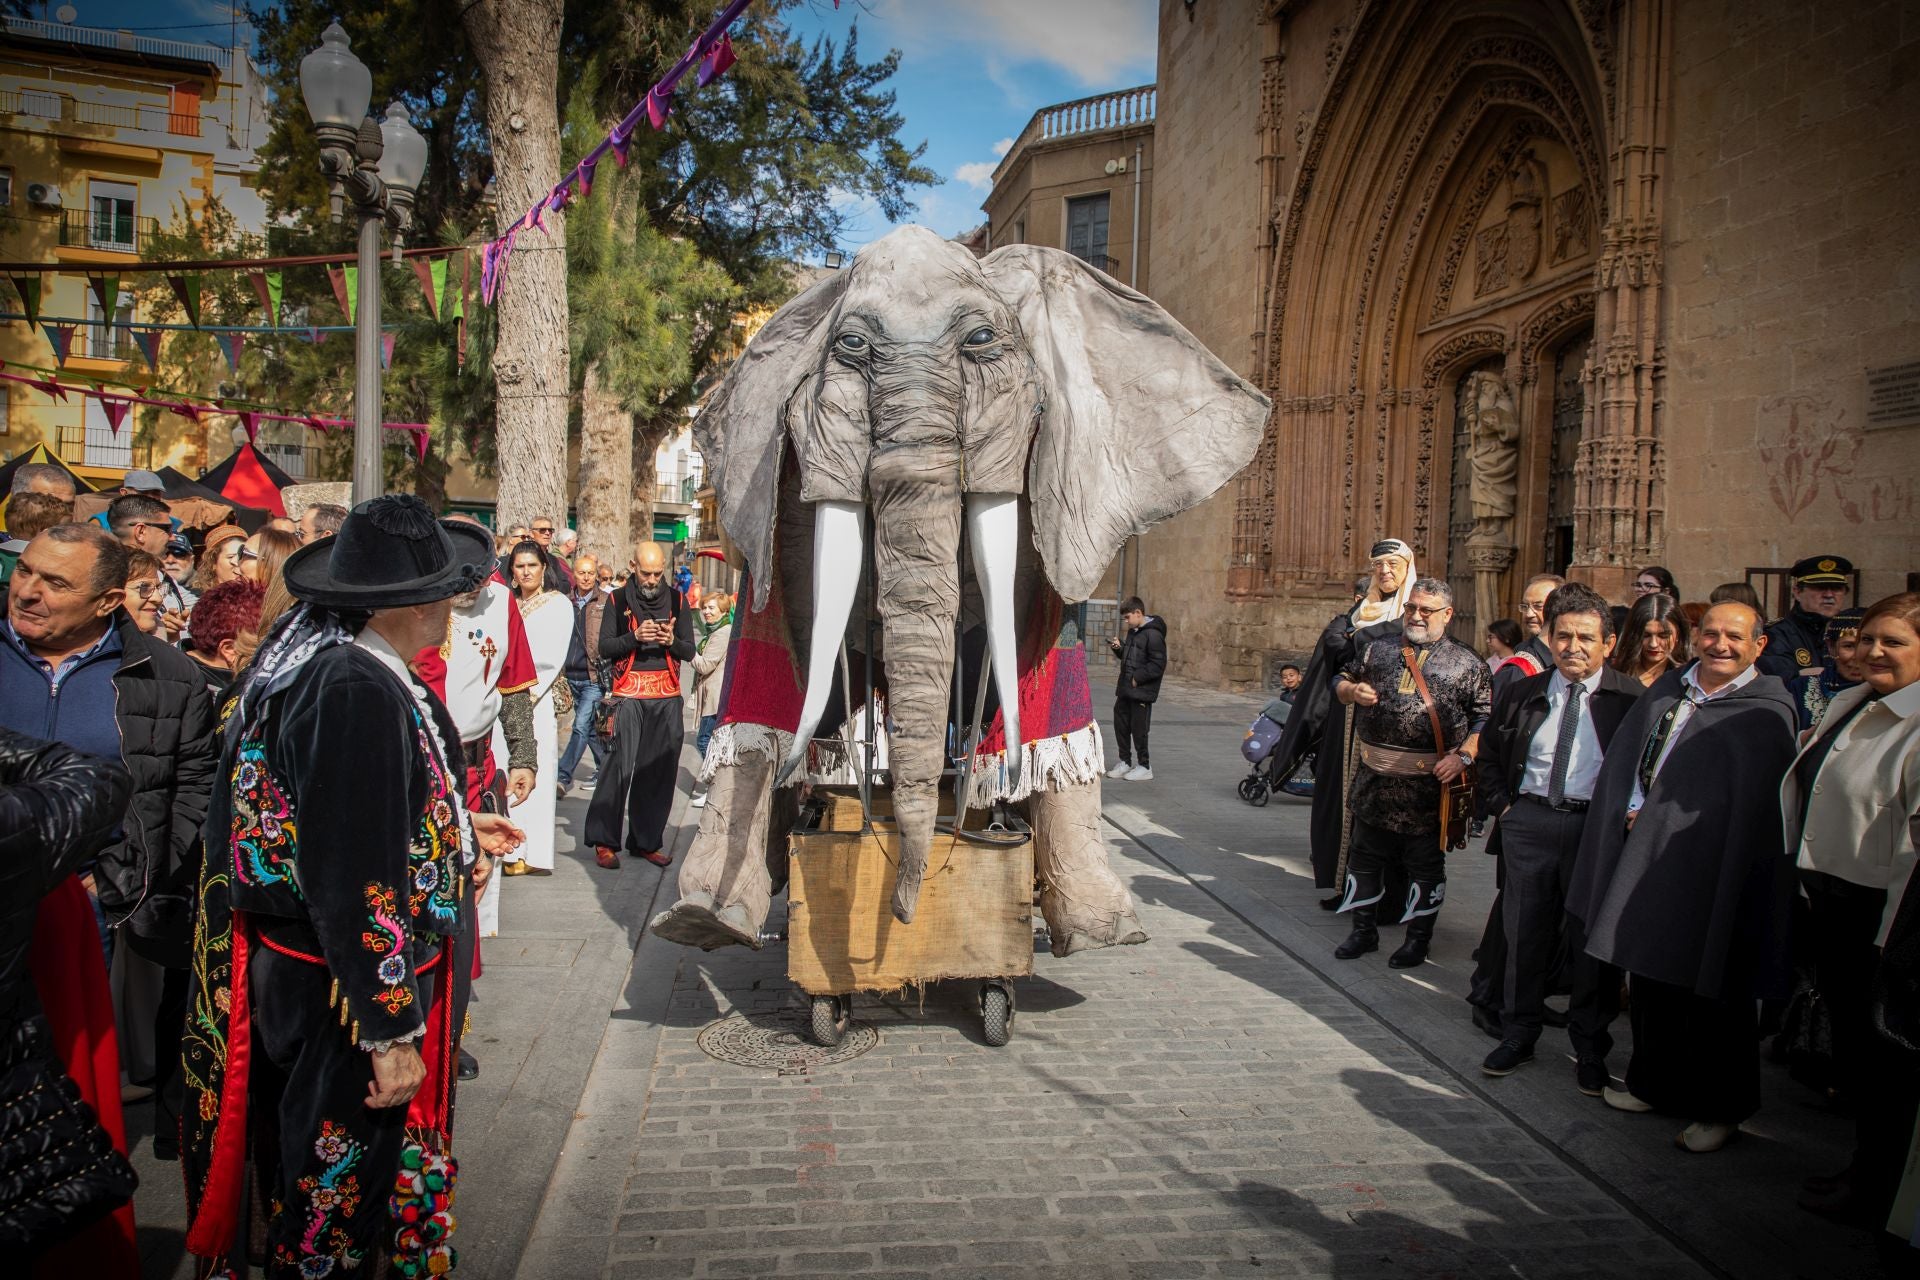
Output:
[462, 0, 569, 529]
[577, 362, 633, 564]
[630, 430, 659, 551]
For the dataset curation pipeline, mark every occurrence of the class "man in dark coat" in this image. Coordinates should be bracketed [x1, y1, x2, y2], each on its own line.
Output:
[1106, 596, 1166, 780]
[1473, 583, 1642, 1088]
[1565, 601, 1798, 1153]
[1331, 576, 1491, 969]
[587, 540, 696, 869]
[1267, 540, 1417, 906]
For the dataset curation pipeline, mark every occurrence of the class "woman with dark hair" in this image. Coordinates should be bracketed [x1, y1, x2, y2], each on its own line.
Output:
[1483, 617, 1523, 672]
[1612, 594, 1690, 687]
[1709, 580, 1765, 621]
[1781, 593, 1920, 1227]
[1632, 565, 1680, 601]
[499, 540, 571, 877]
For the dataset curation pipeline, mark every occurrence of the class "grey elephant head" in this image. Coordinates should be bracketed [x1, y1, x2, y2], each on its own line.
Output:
[698, 225, 1269, 922]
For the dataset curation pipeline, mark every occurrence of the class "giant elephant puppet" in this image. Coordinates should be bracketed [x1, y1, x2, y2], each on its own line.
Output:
[650, 226, 1270, 953]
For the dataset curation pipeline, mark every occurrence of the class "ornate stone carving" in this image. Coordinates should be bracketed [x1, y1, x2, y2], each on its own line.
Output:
[1411, 329, 1507, 558]
[1516, 291, 1597, 386]
[1550, 186, 1591, 263]
[1465, 371, 1521, 534]
[1504, 147, 1549, 280]
[1466, 542, 1517, 572]
[1475, 224, 1510, 296]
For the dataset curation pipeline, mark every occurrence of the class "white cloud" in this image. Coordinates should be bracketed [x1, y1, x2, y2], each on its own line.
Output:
[954, 161, 997, 191]
[872, 0, 1157, 92]
[991, 137, 1014, 158]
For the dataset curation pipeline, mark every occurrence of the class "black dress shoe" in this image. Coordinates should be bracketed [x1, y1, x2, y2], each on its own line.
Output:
[1482, 1040, 1535, 1076]
[458, 1048, 480, 1081]
[1471, 1004, 1503, 1039]
[1387, 935, 1430, 968]
[1575, 1058, 1608, 1097]
[1319, 893, 1342, 911]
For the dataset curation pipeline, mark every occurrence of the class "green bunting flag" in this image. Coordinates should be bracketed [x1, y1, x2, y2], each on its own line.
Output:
[9, 276, 43, 328]
[87, 274, 120, 321]
[166, 274, 203, 328]
[248, 270, 284, 326]
[342, 265, 358, 324]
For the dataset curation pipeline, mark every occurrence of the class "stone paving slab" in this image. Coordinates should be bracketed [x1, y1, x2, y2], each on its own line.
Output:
[545, 829, 1710, 1279]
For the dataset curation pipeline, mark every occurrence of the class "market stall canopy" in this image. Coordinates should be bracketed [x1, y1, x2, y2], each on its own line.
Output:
[199, 443, 291, 518]
[0, 444, 95, 532]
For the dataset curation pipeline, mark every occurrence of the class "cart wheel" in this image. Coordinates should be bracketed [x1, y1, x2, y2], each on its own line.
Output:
[809, 994, 848, 1047]
[1236, 776, 1258, 802]
[981, 982, 1013, 1047]
[1247, 778, 1271, 807]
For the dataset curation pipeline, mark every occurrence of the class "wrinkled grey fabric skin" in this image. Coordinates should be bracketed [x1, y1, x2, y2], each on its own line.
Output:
[654, 226, 1270, 945]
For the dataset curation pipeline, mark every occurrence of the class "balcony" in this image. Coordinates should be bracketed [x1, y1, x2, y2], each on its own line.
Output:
[993, 85, 1156, 187]
[655, 474, 698, 507]
[60, 208, 160, 255]
[83, 324, 138, 362]
[1, 87, 206, 137]
[2, 16, 232, 73]
[56, 423, 150, 470]
[1075, 252, 1121, 276]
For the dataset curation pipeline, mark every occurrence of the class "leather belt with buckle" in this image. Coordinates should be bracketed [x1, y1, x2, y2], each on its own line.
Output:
[1519, 792, 1590, 813]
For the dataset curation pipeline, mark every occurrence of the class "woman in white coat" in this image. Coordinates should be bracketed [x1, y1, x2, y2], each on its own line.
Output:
[500, 540, 574, 876]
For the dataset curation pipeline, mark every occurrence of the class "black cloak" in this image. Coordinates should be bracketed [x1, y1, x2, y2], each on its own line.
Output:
[1269, 609, 1404, 889]
[1564, 667, 1799, 1002]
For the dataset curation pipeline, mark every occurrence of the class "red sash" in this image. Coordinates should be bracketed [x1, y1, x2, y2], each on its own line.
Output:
[609, 602, 682, 700]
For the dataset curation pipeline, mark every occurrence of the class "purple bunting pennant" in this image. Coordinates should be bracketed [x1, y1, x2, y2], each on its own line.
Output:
[646, 86, 673, 130]
[577, 160, 597, 198]
[238, 411, 260, 445]
[99, 396, 131, 435]
[698, 32, 736, 87]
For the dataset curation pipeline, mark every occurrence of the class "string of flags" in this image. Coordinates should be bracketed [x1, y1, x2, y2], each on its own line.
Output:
[0, 365, 436, 460]
[481, 0, 759, 301]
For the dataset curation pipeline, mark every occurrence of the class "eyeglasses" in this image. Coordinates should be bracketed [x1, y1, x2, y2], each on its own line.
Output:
[125, 581, 160, 599]
[127, 520, 171, 535]
[1632, 580, 1662, 594]
[237, 548, 260, 562]
[1406, 603, 1451, 619]
[532, 525, 554, 534]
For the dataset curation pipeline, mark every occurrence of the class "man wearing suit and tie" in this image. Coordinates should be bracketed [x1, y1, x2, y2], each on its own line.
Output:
[1474, 583, 1643, 1090]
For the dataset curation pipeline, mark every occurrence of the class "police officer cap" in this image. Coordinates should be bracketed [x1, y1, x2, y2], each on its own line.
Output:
[1790, 555, 1852, 585]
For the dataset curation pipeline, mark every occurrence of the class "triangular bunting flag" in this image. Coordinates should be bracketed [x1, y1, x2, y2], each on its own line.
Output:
[131, 329, 162, 369]
[380, 332, 395, 370]
[170, 401, 200, 423]
[248, 271, 284, 326]
[238, 411, 261, 445]
[31, 378, 67, 402]
[411, 427, 430, 461]
[577, 159, 597, 199]
[307, 326, 327, 345]
[7, 276, 41, 327]
[88, 274, 120, 320]
[166, 274, 203, 327]
[327, 265, 351, 321]
[100, 397, 131, 435]
[646, 85, 673, 130]
[43, 324, 75, 366]
[697, 32, 737, 87]
[214, 331, 245, 372]
[411, 258, 439, 319]
[343, 265, 359, 324]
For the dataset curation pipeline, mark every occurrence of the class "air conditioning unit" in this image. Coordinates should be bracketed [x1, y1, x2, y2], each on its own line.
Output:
[25, 183, 63, 209]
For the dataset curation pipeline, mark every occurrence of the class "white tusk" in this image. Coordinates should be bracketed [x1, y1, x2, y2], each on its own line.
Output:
[778, 500, 865, 787]
[967, 493, 1022, 796]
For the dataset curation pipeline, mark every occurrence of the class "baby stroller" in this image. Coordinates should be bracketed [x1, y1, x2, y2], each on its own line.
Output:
[1238, 698, 1315, 807]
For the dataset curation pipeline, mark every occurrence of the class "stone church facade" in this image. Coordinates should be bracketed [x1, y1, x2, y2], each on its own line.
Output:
[1140, 0, 1919, 688]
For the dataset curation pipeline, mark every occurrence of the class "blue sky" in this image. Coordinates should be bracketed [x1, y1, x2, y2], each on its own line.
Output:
[30, 0, 1159, 247]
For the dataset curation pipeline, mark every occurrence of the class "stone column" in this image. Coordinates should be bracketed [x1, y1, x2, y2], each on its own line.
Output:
[1468, 537, 1516, 635]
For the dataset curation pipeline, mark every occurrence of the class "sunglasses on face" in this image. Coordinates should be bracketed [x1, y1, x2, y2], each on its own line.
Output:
[1406, 603, 1451, 619]
[532, 526, 554, 535]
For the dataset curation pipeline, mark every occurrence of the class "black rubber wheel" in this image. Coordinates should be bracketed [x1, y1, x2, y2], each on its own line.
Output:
[981, 983, 1013, 1047]
[1248, 779, 1271, 807]
[809, 994, 847, 1047]
[1237, 776, 1258, 802]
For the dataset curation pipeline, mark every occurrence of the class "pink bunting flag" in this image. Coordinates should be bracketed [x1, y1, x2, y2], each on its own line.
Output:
[307, 327, 327, 345]
[131, 329, 162, 369]
[237, 411, 261, 445]
[302, 416, 327, 434]
[577, 159, 597, 198]
[214, 331, 244, 372]
[32, 378, 68, 402]
[381, 333, 396, 370]
[609, 127, 631, 168]
[697, 32, 736, 87]
[547, 186, 570, 214]
[171, 401, 201, 423]
[646, 86, 673, 130]
[411, 427, 430, 461]
[99, 396, 131, 435]
[43, 324, 75, 366]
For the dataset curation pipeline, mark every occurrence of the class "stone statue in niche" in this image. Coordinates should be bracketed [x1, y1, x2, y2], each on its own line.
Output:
[1465, 370, 1521, 539]
[1505, 148, 1549, 281]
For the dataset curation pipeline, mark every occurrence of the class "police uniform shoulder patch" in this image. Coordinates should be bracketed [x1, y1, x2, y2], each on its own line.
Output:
[1796, 647, 1813, 667]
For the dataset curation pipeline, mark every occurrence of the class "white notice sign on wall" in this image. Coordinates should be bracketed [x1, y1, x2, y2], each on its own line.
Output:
[1865, 360, 1920, 430]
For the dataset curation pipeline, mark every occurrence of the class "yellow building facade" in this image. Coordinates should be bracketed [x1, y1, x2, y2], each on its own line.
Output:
[1, 15, 267, 488]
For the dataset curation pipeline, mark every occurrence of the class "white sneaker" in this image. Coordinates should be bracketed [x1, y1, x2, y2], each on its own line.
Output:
[1106, 761, 1134, 779]
[690, 791, 708, 809]
[1125, 765, 1153, 781]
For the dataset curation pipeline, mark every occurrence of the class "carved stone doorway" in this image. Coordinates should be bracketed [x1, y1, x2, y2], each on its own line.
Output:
[1545, 327, 1593, 578]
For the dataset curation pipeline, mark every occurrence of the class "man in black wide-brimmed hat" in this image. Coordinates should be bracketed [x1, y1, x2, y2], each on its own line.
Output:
[181, 495, 524, 1279]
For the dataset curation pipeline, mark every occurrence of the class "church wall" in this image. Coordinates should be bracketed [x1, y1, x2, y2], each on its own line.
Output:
[1662, 0, 1920, 608]
[1136, 0, 1312, 689]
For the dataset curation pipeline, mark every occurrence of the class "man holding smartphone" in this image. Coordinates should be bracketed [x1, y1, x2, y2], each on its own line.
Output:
[1107, 597, 1166, 782]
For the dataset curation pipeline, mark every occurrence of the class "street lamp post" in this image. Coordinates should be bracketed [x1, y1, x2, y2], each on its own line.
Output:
[299, 22, 427, 505]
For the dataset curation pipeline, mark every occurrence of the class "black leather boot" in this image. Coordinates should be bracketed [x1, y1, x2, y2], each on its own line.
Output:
[1390, 880, 1445, 968]
[1335, 907, 1379, 959]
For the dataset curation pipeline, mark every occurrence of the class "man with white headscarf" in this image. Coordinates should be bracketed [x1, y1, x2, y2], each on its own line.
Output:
[1266, 538, 1419, 904]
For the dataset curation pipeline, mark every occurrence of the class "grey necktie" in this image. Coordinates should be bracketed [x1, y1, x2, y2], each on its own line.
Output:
[1548, 682, 1585, 807]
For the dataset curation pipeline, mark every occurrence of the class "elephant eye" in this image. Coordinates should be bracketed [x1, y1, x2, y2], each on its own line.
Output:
[834, 333, 868, 354]
[964, 327, 996, 347]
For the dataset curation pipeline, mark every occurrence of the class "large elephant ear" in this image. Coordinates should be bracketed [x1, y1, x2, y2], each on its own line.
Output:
[981, 245, 1271, 603]
[696, 268, 851, 608]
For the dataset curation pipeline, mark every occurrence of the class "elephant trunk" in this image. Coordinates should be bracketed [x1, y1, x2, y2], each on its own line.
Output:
[867, 448, 962, 924]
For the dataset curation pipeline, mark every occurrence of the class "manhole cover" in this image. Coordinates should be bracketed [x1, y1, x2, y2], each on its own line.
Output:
[697, 1012, 879, 1072]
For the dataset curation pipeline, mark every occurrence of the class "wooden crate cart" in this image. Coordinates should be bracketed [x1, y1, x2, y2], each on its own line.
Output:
[788, 787, 1033, 1046]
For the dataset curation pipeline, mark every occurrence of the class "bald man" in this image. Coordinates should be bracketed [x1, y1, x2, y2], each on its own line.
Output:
[584, 542, 695, 869]
[1564, 601, 1798, 1149]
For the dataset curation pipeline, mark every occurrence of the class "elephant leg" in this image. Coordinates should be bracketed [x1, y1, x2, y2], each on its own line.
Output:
[650, 755, 780, 950]
[1029, 778, 1148, 958]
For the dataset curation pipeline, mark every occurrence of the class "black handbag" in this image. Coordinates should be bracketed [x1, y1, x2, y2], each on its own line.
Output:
[0, 1011, 138, 1254]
